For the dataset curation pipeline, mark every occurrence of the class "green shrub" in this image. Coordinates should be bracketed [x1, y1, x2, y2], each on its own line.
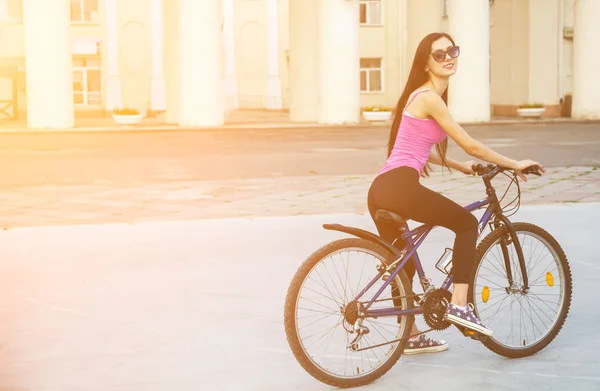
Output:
[518, 102, 544, 109]
[363, 106, 391, 112]
[113, 106, 140, 115]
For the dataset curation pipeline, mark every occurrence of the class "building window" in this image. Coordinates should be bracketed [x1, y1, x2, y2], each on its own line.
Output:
[0, 0, 23, 22]
[16, 59, 101, 105]
[73, 57, 102, 106]
[17, 66, 26, 95]
[71, 0, 99, 23]
[360, 58, 383, 93]
[359, 0, 382, 25]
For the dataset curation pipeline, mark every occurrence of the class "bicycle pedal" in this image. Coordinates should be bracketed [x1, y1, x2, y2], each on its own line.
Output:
[456, 326, 487, 341]
[455, 325, 476, 337]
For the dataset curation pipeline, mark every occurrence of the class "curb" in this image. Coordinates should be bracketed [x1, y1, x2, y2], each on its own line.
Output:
[0, 118, 599, 134]
[461, 118, 600, 127]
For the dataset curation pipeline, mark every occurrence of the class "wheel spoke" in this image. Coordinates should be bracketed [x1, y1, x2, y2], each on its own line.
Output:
[311, 267, 344, 306]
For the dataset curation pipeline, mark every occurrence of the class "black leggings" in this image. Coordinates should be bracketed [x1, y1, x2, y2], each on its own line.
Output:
[367, 166, 478, 284]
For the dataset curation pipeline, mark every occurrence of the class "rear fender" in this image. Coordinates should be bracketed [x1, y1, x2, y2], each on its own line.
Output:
[322, 223, 402, 257]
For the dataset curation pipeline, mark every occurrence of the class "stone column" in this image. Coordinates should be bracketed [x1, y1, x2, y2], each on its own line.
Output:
[399, 0, 409, 95]
[528, 0, 559, 106]
[447, 0, 490, 122]
[222, 0, 239, 110]
[178, 0, 224, 127]
[164, 0, 181, 124]
[266, 0, 282, 109]
[572, 0, 600, 119]
[22, 0, 74, 128]
[0, 0, 8, 19]
[318, 0, 360, 124]
[288, 0, 319, 122]
[105, 0, 122, 111]
[150, 0, 166, 111]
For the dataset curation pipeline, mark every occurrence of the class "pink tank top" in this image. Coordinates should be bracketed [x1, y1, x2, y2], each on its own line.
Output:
[379, 89, 448, 177]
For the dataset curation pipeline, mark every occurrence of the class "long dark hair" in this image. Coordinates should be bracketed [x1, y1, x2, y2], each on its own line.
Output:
[388, 32, 455, 176]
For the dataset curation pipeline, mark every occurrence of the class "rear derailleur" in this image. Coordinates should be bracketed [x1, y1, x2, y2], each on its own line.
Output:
[341, 301, 370, 351]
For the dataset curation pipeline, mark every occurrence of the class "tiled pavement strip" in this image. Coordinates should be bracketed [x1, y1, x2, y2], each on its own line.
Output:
[0, 165, 599, 229]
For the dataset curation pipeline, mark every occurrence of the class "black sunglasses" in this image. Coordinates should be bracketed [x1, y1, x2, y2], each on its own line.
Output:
[430, 46, 460, 62]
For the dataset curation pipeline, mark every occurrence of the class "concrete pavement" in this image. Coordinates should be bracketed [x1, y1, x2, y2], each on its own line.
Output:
[0, 203, 597, 390]
[0, 121, 599, 389]
[0, 165, 598, 228]
[0, 122, 599, 189]
[0, 121, 599, 228]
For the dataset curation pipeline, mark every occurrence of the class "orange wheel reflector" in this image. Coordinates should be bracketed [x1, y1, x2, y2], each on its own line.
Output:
[546, 272, 555, 287]
[482, 286, 490, 303]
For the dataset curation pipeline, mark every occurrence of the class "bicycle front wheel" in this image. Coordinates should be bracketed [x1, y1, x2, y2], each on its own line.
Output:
[283, 238, 413, 388]
[469, 222, 572, 358]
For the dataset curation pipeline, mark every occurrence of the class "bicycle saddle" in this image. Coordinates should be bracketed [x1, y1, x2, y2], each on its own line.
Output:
[374, 209, 408, 226]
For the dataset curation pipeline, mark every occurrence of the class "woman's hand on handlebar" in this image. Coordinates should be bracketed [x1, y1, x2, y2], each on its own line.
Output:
[514, 159, 546, 182]
[470, 160, 546, 180]
[457, 159, 477, 176]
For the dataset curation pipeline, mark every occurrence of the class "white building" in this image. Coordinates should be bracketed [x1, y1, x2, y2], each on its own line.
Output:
[0, 0, 598, 129]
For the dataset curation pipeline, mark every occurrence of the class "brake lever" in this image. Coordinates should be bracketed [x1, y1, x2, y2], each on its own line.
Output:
[522, 166, 542, 176]
[472, 164, 485, 176]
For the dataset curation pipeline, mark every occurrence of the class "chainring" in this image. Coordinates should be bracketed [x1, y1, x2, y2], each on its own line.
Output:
[422, 289, 453, 331]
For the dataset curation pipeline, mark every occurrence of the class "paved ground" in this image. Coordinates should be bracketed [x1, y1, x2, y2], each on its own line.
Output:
[0, 204, 597, 391]
[0, 122, 599, 390]
[1, 122, 599, 186]
[0, 165, 598, 229]
[0, 122, 599, 228]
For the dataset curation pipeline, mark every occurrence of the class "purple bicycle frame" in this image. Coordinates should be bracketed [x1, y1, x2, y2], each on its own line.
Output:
[353, 197, 497, 319]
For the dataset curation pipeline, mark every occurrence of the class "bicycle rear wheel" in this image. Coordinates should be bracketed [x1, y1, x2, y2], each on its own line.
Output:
[469, 222, 572, 358]
[284, 238, 413, 388]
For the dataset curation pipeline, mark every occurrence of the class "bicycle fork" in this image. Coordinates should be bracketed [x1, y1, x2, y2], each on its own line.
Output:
[495, 217, 529, 292]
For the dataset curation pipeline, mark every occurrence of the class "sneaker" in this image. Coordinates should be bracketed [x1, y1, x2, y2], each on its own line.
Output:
[404, 334, 448, 355]
[444, 303, 493, 336]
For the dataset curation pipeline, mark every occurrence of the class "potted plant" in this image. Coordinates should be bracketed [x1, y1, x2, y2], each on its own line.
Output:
[362, 106, 392, 122]
[517, 102, 545, 118]
[112, 106, 143, 125]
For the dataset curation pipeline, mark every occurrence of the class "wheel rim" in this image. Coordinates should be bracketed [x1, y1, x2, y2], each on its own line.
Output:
[472, 231, 566, 350]
[293, 247, 410, 379]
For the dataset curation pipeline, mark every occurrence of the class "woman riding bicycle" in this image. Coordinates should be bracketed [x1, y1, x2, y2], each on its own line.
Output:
[367, 32, 545, 354]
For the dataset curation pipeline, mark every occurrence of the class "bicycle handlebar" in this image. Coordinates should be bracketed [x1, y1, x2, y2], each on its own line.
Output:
[471, 163, 542, 178]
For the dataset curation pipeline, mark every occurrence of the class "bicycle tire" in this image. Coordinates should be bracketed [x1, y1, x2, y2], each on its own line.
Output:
[283, 237, 414, 388]
[469, 222, 572, 358]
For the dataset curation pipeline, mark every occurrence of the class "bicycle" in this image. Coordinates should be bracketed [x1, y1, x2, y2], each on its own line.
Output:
[283, 163, 572, 388]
